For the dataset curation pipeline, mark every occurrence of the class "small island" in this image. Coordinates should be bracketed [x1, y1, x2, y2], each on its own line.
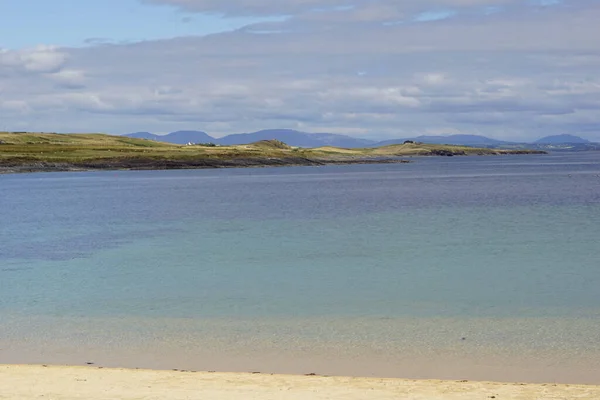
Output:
[0, 132, 546, 174]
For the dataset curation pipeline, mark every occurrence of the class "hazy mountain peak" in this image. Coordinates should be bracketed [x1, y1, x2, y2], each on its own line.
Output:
[125, 130, 215, 144]
[124, 130, 597, 149]
[535, 134, 590, 144]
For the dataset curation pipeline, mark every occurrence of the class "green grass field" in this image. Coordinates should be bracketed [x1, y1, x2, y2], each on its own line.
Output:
[0, 132, 544, 172]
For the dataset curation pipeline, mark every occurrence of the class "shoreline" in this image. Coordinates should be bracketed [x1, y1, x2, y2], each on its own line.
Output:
[2, 365, 599, 400]
[0, 132, 547, 175]
[0, 156, 411, 175]
[0, 151, 547, 175]
[4, 332, 600, 386]
[4, 314, 600, 386]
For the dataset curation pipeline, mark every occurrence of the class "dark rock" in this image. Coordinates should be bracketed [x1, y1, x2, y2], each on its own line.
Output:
[430, 149, 466, 157]
[1, 157, 411, 174]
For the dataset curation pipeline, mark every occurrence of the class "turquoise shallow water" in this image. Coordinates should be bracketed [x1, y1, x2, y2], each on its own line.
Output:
[1, 153, 600, 382]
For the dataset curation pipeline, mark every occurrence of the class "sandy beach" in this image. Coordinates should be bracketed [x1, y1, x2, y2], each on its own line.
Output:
[1, 365, 599, 400]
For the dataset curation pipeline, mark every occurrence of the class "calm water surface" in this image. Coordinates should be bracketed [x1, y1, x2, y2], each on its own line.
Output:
[1, 153, 600, 382]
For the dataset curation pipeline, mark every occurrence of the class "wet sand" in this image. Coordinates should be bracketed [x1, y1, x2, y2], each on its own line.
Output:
[4, 315, 600, 386]
[2, 365, 600, 400]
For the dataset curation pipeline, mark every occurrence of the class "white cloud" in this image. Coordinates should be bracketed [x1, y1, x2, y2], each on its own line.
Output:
[0, 1, 599, 140]
[47, 69, 87, 89]
[419, 73, 449, 85]
[0, 45, 68, 73]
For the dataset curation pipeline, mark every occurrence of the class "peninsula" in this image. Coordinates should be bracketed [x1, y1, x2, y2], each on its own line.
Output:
[0, 132, 545, 174]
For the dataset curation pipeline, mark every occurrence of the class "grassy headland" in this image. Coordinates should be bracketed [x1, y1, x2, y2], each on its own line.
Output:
[0, 132, 545, 174]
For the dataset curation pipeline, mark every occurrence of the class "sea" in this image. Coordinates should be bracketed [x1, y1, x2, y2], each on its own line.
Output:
[1, 152, 600, 383]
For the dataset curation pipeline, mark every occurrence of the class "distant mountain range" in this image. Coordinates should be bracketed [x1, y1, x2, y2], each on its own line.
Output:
[124, 130, 599, 151]
[534, 134, 590, 144]
[126, 129, 377, 148]
[126, 130, 214, 145]
[377, 134, 509, 147]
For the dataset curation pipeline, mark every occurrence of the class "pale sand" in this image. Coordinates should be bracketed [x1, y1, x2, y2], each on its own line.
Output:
[1, 365, 600, 400]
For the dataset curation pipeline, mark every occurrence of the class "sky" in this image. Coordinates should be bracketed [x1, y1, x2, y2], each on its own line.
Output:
[1, 0, 599, 141]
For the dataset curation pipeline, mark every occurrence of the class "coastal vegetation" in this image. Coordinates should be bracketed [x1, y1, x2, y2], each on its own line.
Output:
[0, 132, 545, 174]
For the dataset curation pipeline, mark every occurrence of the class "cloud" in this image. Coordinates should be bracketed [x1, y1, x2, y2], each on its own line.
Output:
[0, 0, 599, 140]
[0, 46, 68, 73]
[47, 69, 87, 89]
[143, 0, 526, 17]
[419, 73, 449, 86]
[0, 100, 31, 113]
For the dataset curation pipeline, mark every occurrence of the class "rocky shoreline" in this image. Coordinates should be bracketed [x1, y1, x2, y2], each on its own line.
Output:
[0, 156, 411, 175]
